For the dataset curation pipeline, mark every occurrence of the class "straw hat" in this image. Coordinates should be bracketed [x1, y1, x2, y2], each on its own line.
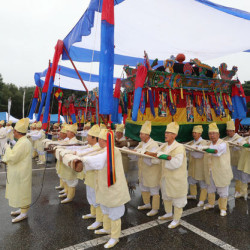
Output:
[84, 122, 91, 128]
[100, 123, 107, 130]
[208, 123, 219, 133]
[226, 120, 235, 131]
[67, 123, 78, 134]
[166, 122, 179, 135]
[140, 121, 151, 135]
[88, 124, 100, 137]
[116, 124, 124, 133]
[14, 118, 30, 133]
[193, 125, 203, 133]
[99, 129, 108, 140]
[36, 121, 42, 129]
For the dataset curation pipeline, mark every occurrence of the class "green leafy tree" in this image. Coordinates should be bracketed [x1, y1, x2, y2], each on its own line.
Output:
[0, 74, 35, 119]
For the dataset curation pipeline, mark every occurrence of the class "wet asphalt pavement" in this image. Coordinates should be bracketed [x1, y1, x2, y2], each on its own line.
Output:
[0, 158, 249, 250]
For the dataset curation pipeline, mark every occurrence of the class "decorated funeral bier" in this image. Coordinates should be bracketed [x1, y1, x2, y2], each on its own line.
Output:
[61, 88, 109, 125]
[118, 53, 246, 142]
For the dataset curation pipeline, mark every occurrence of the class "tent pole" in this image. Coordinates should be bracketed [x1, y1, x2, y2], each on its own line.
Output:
[63, 45, 89, 94]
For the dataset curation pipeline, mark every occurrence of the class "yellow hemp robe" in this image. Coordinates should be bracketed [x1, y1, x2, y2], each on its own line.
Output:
[223, 134, 242, 167]
[84, 147, 131, 207]
[84, 143, 101, 188]
[203, 139, 233, 187]
[57, 137, 80, 180]
[188, 138, 208, 180]
[116, 136, 129, 174]
[6, 126, 14, 141]
[3, 136, 32, 208]
[160, 141, 188, 198]
[135, 139, 161, 187]
[32, 129, 39, 152]
[36, 130, 46, 152]
[238, 137, 250, 175]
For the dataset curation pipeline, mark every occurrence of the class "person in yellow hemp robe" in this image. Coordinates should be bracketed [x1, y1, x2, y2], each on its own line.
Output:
[60, 125, 103, 230]
[2, 118, 32, 223]
[187, 125, 209, 207]
[6, 121, 14, 144]
[78, 129, 130, 248]
[237, 136, 250, 200]
[0, 120, 7, 158]
[57, 123, 80, 203]
[131, 121, 161, 217]
[154, 122, 187, 229]
[203, 123, 233, 216]
[223, 120, 245, 198]
[27, 123, 38, 159]
[30, 121, 46, 165]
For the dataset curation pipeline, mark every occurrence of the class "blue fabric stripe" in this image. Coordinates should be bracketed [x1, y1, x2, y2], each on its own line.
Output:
[42, 76, 55, 125]
[241, 118, 250, 126]
[99, 20, 114, 114]
[111, 98, 119, 123]
[56, 64, 118, 82]
[62, 0, 124, 60]
[37, 93, 47, 121]
[232, 95, 247, 119]
[71, 113, 77, 123]
[28, 98, 38, 119]
[118, 113, 123, 124]
[132, 87, 143, 121]
[67, 46, 164, 66]
[35, 65, 118, 89]
[196, 0, 250, 20]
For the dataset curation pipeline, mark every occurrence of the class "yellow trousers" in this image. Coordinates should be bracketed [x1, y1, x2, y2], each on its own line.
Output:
[111, 219, 121, 239]
[21, 207, 29, 214]
[142, 191, 151, 205]
[96, 206, 103, 223]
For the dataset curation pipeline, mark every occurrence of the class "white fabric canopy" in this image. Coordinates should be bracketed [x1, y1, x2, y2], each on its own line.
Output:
[63, 0, 250, 64]
[36, 0, 250, 91]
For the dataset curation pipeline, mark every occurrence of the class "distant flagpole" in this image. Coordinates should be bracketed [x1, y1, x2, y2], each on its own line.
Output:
[23, 91, 26, 118]
[8, 98, 11, 122]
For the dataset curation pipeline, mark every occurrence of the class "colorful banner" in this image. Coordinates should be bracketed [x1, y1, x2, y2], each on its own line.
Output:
[99, 0, 114, 115]
[28, 86, 39, 119]
[42, 40, 64, 129]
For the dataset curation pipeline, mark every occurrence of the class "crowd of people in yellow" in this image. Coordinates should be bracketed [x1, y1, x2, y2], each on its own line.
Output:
[0, 118, 249, 249]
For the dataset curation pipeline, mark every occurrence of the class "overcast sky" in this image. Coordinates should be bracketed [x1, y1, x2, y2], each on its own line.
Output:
[0, 0, 250, 88]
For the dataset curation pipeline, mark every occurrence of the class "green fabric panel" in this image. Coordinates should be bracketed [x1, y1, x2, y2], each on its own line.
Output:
[158, 154, 170, 160]
[111, 123, 116, 130]
[125, 122, 227, 143]
[243, 143, 250, 148]
[205, 148, 217, 154]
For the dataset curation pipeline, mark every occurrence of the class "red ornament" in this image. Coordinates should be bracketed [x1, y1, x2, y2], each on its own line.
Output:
[176, 53, 185, 63]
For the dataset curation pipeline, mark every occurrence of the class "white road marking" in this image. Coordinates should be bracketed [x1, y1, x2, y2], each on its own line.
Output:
[62, 196, 238, 250]
[180, 220, 238, 250]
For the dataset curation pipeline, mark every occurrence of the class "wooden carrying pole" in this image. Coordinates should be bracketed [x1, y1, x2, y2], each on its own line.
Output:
[119, 148, 156, 159]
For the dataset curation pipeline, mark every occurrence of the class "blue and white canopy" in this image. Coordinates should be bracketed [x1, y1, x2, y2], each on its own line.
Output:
[35, 64, 118, 91]
[36, 0, 250, 91]
[0, 112, 19, 123]
[62, 0, 250, 65]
